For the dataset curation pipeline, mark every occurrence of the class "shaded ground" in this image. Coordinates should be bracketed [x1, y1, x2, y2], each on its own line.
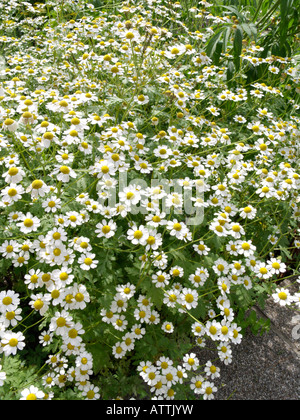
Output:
[194, 278, 300, 400]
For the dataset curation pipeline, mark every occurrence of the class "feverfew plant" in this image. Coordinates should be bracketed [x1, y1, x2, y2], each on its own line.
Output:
[0, 0, 299, 401]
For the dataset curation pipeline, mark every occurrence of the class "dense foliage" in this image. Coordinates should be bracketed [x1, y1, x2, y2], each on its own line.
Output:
[0, 0, 299, 400]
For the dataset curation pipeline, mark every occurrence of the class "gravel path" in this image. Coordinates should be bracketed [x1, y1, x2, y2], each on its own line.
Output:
[194, 278, 300, 400]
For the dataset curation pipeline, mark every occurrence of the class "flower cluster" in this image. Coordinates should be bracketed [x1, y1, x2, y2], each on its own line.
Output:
[0, 0, 299, 400]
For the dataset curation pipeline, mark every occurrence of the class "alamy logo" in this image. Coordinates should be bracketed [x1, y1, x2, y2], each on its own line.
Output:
[291, 315, 300, 340]
[0, 55, 5, 70]
[102, 171, 205, 226]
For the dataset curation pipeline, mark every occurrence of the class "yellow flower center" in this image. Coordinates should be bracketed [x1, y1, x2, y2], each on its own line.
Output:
[60, 166, 70, 174]
[75, 293, 84, 302]
[8, 167, 19, 176]
[59, 100, 68, 107]
[102, 225, 111, 234]
[23, 218, 33, 227]
[59, 272, 69, 281]
[69, 130, 78, 137]
[157, 275, 165, 283]
[278, 292, 287, 300]
[6, 245, 14, 253]
[147, 236, 156, 245]
[34, 299, 44, 310]
[52, 232, 61, 240]
[173, 223, 182, 231]
[9, 338, 18, 347]
[26, 394, 37, 400]
[171, 47, 180, 55]
[224, 308, 230, 317]
[86, 390, 95, 399]
[32, 180, 43, 189]
[6, 311, 15, 320]
[209, 326, 217, 335]
[56, 317, 66, 327]
[51, 290, 60, 299]
[133, 230, 143, 239]
[126, 192, 135, 200]
[2, 296, 12, 306]
[4, 117, 15, 126]
[48, 200, 56, 208]
[185, 294, 194, 303]
[68, 329, 78, 339]
[43, 132, 54, 140]
[221, 326, 229, 335]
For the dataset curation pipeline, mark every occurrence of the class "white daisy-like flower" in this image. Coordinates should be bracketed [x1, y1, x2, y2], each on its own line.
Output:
[95, 219, 117, 238]
[78, 253, 99, 271]
[272, 288, 294, 306]
[1, 331, 25, 356]
[20, 385, 45, 400]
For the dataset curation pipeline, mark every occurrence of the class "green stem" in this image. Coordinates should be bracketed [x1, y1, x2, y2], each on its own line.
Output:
[253, 0, 265, 22]
[256, 0, 280, 28]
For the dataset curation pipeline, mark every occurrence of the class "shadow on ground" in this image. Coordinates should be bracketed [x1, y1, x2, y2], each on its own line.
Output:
[194, 278, 300, 400]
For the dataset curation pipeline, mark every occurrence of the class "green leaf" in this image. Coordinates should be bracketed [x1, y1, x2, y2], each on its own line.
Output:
[234, 285, 253, 309]
[124, 265, 141, 277]
[193, 297, 207, 321]
[141, 281, 164, 311]
[168, 247, 188, 262]
[233, 26, 243, 71]
[206, 28, 224, 59]
[249, 23, 258, 40]
[216, 5, 247, 23]
[278, 245, 292, 260]
[223, 26, 232, 53]
[214, 40, 223, 65]
[227, 61, 236, 85]
[89, 342, 112, 374]
[241, 23, 257, 40]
